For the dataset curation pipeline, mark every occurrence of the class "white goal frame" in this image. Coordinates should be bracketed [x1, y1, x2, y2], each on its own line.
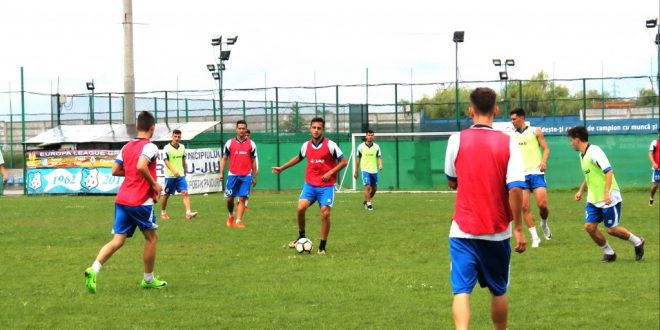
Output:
[338, 131, 457, 192]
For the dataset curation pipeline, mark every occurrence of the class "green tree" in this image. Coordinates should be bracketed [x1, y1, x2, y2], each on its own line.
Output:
[280, 103, 306, 133]
[635, 88, 657, 106]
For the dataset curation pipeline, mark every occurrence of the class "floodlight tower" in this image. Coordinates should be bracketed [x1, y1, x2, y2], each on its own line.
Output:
[86, 80, 95, 124]
[647, 18, 660, 114]
[207, 35, 238, 142]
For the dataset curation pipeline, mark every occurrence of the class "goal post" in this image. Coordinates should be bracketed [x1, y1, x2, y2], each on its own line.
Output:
[341, 131, 457, 192]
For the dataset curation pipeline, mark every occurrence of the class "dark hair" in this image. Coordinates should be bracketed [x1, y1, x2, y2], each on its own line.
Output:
[366, 129, 375, 134]
[567, 126, 589, 142]
[311, 117, 325, 128]
[137, 111, 155, 132]
[236, 120, 247, 127]
[246, 129, 251, 135]
[469, 87, 497, 114]
[172, 129, 182, 135]
[509, 108, 526, 117]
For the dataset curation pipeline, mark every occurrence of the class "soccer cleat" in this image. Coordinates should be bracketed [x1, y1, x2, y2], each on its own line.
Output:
[226, 216, 234, 228]
[650, 199, 655, 206]
[141, 276, 168, 289]
[84, 267, 97, 294]
[601, 253, 617, 263]
[185, 211, 198, 220]
[635, 239, 645, 261]
[532, 238, 541, 248]
[317, 249, 326, 255]
[160, 213, 170, 220]
[541, 223, 552, 240]
[366, 204, 374, 211]
[234, 221, 245, 229]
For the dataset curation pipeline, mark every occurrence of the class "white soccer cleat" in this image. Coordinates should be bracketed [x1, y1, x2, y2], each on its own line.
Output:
[532, 238, 541, 248]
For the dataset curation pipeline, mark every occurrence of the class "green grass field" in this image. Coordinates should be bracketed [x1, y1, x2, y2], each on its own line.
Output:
[0, 190, 658, 329]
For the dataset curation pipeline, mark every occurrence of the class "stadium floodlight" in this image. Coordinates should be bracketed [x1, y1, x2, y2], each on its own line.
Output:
[453, 31, 464, 43]
[656, 33, 660, 45]
[647, 19, 658, 28]
[499, 71, 508, 80]
[227, 36, 238, 45]
[505, 59, 515, 66]
[206, 64, 216, 71]
[212, 72, 220, 80]
[220, 50, 231, 61]
[86, 82, 95, 91]
[220, 63, 226, 71]
[211, 36, 222, 46]
[492, 59, 501, 66]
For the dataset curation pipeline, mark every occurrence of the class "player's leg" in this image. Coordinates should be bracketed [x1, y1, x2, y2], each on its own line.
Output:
[533, 187, 551, 240]
[288, 198, 312, 248]
[583, 204, 616, 261]
[601, 203, 644, 260]
[179, 178, 196, 219]
[650, 172, 659, 205]
[522, 189, 541, 247]
[491, 295, 508, 330]
[366, 173, 377, 210]
[160, 178, 176, 219]
[234, 176, 252, 228]
[316, 186, 335, 253]
[452, 293, 471, 330]
[362, 171, 371, 208]
[160, 194, 170, 218]
[225, 176, 237, 227]
[142, 228, 158, 274]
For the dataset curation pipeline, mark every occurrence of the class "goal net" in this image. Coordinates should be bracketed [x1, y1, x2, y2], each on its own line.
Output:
[338, 131, 457, 192]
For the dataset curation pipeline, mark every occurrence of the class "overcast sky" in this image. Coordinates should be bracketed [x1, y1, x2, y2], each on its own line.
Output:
[1, 0, 658, 103]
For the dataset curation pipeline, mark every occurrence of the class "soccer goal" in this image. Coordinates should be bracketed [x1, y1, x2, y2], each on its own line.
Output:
[337, 131, 457, 192]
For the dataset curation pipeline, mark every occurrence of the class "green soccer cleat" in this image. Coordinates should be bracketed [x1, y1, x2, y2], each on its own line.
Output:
[141, 276, 168, 289]
[84, 267, 97, 294]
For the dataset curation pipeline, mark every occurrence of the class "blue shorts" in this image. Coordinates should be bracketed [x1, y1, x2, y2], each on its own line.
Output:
[225, 175, 252, 198]
[164, 177, 188, 195]
[523, 174, 547, 190]
[652, 169, 660, 183]
[113, 203, 158, 238]
[361, 171, 378, 187]
[585, 202, 621, 228]
[449, 237, 511, 296]
[299, 183, 335, 207]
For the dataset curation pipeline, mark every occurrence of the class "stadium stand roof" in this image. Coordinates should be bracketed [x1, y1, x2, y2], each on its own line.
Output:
[25, 121, 220, 147]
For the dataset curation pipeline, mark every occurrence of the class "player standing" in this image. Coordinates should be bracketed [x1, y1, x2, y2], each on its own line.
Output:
[353, 129, 383, 211]
[0, 150, 8, 185]
[219, 120, 258, 228]
[509, 108, 551, 247]
[272, 117, 347, 255]
[568, 126, 645, 262]
[160, 129, 198, 220]
[84, 111, 167, 293]
[444, 87, 526, 330]
[648, 128, 660, 206]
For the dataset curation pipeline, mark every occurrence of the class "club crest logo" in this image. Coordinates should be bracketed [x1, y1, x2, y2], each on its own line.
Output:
[81, 168, 99, 191]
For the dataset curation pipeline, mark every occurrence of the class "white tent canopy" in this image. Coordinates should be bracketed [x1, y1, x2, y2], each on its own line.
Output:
[25, 122, 220, 147]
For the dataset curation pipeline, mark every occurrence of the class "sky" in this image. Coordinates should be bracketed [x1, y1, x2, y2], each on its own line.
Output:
[0, 0, 659, 106]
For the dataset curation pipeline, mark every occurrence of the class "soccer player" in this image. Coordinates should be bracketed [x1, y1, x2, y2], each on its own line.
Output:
[272, 117, 347, 255]
[244, 129, 257, 209]
[444, 87, 526, 330]
[0, 150, 8, 185]
[353, 129, 383, 211]
[509, 108, 551, 247]
[648, 128, 660, 206]
[160, 129, 198, 220]
[567, 126, 645, 262]
[84, 111, 167, 293]
[219, 120, 258, 228]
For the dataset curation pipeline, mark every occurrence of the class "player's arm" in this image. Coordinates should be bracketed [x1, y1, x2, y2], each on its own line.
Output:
[0, 164, 8, 184]
[444, 133, 459, 190]
[603, 170, 613, 205]
[251, 157, 258, 187]
[650, 146, 658, 169]
[137, 156, 162, 196]
[219, 155, 227, 180]
[181, 157, 186, 177]
[536, 128, 550, 172]
[164, 159, 179, 177]
[272, 155, 303, 174]
[377, 146, 383, 171]
[322, 156, 348, 182]
[575, 180, 586, 201]
[353, 157, 361, 178]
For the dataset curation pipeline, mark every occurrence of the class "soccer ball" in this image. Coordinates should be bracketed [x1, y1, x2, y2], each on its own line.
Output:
[295, 238, 313, 254]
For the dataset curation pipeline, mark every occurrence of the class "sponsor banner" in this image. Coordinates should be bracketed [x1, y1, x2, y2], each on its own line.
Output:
[493, 117, 659, 136]
[26, 148, 222, 195]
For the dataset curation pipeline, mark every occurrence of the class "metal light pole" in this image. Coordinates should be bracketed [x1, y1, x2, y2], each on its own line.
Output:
[86, 80, 95, 124]
[209, 35, 237, 143]
[453, 31, 464, 131]
[647, 17, 660, 121]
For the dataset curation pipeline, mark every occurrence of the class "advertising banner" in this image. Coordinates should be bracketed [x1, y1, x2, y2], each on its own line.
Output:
[26, 148, 222, 195]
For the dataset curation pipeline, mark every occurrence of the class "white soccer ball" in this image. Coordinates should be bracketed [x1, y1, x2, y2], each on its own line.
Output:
[295, 238, 313, 254]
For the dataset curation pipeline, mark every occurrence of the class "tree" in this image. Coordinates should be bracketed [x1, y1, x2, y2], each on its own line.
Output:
[279, 102, 306, 133]
[635, 88, 657, 106]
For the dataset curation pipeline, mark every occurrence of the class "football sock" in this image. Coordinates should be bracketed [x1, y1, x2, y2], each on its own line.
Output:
[144, 273, 154, 283]
[529, 227, 540, 240]
[541, 218, 548, 226]
[366, 202, 372, 206]
[161, 210, 167, 214]
[91, 261, 102, 274]
[628, 234, 642, 246]
[319, 240, 327, 251]
[236, 218, 242, 223]
[601, 242, 615, 255]
[186, 209, 191, 214]
[298, 231, 306, 238]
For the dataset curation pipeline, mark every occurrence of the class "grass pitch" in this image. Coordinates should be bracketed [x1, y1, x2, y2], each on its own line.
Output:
[0, 190, 658, 329]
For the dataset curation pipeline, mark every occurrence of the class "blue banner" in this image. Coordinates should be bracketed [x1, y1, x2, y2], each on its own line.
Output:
[26, 168, 123, 195]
